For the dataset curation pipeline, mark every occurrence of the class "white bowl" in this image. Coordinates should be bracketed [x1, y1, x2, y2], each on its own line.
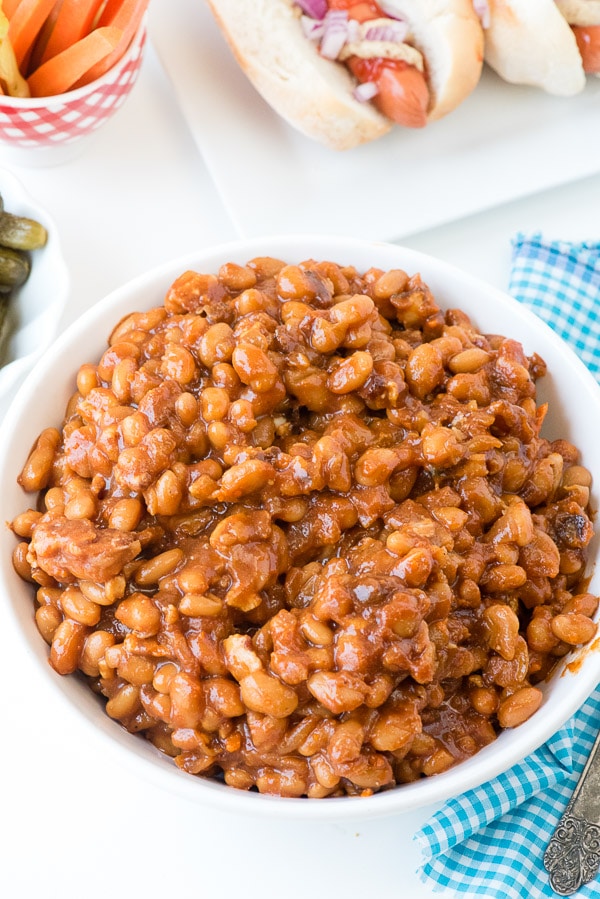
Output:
[1, 234, 599, 822]
[0, 169, 68, 418]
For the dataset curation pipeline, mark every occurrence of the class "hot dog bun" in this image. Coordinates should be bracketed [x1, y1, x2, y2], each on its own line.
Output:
[206, 0, 391, 150]
[555, 0, 600, 27]
[482, 0, 586, 96]
[555, 0, 600, 73]
[205, 0, 484, 150]
[384, 0, 484, 123]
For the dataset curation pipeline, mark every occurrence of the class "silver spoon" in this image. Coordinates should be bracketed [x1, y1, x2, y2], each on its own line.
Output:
[544, 727, 600, 895]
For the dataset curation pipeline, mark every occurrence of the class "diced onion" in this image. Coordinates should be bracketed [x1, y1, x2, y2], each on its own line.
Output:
[319, 10, 351, 60]
[353, 81, 379, 102]
[295, 0, 328, 19]
[473, 0, 490, 29]
[347, 18, 361, 42]
[364, 22, 408, 42]
[301, 14, 325, 40]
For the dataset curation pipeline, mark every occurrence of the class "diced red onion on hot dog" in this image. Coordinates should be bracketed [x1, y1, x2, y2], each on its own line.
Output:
[320, 10, 354, 59]
[353, 80, 379, 101]
[300, 15, 325, 40]
[364, 21, 408, 42]
[472, 0, 490, 29]
[295, 0, 328, 19]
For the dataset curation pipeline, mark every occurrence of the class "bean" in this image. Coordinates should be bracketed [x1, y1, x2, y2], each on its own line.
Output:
[469, 686, 499, 716]
[109, 498, 144, 532]
[179, 593, 223, 617]
[60, 588, 101, 627]
[483, 604, 520, 660]
[11, 510, 42, 538]
[498, 687, 543, 728]
[18, 428, 60, 491]
[12, 542, 33, 581]
[106, 684, 141, 721]
[405, 343, 444, 399]
[204, 676, 244, 718]
[370, 711, 418, 752]
[117, 655, 156, 686]
[50, 620, 89, 675]
[217, 459, 274, 501]
[218, 262, 257, 291]
[134, 549, 184, 586]
[422, 747, 455, 776]
[175, 392, 199, 426]
[201, 387, 230, 422]
[277, 265, 321, 301]
[169, 672, 204, 728]
[35, 604, 63, 644]
[448, 347, 491, 373]
[232, 344, 278, 392]
[239, 670, 298, 718]
[116, 595, 161, 636]
[307, 671, 367, 715]
[481, 564, 527, 592]
[76, 364, 99, 397]
[80, 631, 116, 677]
[64, 490, 97, 521]
[551, 613, 597, 646]
[199, 323, 235, 368]
[327, 352, 373, 394]
[372, 269, 408, 300]
[561, 465, 592, 489]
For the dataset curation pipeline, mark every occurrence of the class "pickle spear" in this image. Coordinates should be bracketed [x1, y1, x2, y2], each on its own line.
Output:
[0, 190, 49, 366]
[0, 291, 10, 360]
[0, 246, 31, 289]
[0, 211, 47, 250]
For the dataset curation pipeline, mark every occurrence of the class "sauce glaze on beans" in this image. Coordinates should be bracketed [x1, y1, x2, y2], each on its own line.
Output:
[11, 257, 599, 798]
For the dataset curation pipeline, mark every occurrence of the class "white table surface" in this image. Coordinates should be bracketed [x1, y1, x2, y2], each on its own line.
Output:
[1, 8, 600, 897]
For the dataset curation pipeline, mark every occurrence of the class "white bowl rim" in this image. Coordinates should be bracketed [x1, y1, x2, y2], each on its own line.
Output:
[1, 233, 600, 822]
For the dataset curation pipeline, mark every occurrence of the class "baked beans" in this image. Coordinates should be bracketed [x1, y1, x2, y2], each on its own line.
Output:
[11, 256, 598, 798]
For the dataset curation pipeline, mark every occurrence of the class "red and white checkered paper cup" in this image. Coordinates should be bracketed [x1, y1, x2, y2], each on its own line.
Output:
[0, 19, 146, 160]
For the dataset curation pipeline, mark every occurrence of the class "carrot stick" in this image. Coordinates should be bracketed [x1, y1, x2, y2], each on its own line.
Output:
[27, 24, 122, 96]
[2, 1, 23, 19]
[41, 0, 105, 63]
[25, 0, 63, 73]
[75, 0, 148, 86]
[8, 0, 58, 67]
[96, 0, 129, 25]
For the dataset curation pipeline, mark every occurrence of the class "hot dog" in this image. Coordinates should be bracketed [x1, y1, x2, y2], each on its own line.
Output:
[478, 0, 592, 95]
[555, 0, 600, 73]
[205, 0, 484, 149]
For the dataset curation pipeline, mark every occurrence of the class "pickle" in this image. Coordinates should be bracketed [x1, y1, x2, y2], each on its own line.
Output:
[0, 211, 47, 250]
[0, 247, 30, 289]
[0, 293, 10, 355]
[0, 194, 49, 365]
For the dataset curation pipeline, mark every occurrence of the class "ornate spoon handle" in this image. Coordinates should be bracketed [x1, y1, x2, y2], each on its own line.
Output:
[544, 728, 600, 895]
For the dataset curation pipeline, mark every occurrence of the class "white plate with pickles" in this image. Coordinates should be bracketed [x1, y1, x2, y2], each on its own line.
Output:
[0, 169, 69, 420]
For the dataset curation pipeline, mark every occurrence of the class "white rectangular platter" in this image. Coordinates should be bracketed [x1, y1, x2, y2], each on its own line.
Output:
[150, 0, 600, 242]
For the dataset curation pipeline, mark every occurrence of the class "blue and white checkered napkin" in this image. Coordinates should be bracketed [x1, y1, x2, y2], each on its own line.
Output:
[414, 236, 600, 898]
[508, 235, 600, 380]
